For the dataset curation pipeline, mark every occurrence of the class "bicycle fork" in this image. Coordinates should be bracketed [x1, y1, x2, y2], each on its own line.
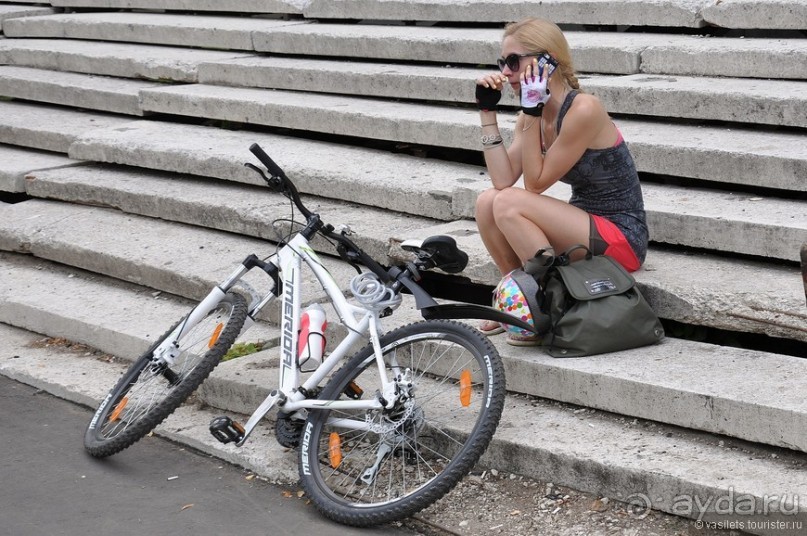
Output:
[149, 255, 276, 384]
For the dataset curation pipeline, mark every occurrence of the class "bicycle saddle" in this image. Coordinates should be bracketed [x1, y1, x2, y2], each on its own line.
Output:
[400, 235, 469, 274]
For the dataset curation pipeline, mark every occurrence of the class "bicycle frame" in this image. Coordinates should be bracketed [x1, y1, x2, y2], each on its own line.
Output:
[153, 227, 400, 446]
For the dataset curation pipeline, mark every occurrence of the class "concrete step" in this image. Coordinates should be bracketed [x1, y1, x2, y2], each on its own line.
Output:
[46, 0, 713, 28]
[702, 0, 807, 30]
[195, 56, 807, 129]
[3, 12, 311, 51]
[0, 199, 367, 323]
[42, 0, 807, 31]
[5, 12, 807, 79]
[0, 5, 54, 32]
[48, 0, 306, 15]
[66, 120, 489, 222]
[584, 74, 807, 129]
[0, 65, 168, 115]
[2, 185, 804, 345]
[2, 320, 807, 536]
[0, 100, 135, 153]
[23, 162, 436, 263]
[2, 248, 807, 457]
[23, 155, 807, 267]
[0, 144, 81, 192]
[0, 252, 279, 363]
[134, 88, 807, 195]
[303, 0, 807, 31]
[0, 38, 257, 82]
[251, 22, 807, 80]
[639, 183, 805, 263]
[303, 0, 713, 27]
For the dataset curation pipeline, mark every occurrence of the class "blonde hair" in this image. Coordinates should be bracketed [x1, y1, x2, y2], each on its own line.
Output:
[503, 18, 580, 90]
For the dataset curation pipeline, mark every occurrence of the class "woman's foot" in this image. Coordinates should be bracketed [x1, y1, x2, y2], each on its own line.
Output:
[506, 332, 542, 347]
[478, 319, 505, 336]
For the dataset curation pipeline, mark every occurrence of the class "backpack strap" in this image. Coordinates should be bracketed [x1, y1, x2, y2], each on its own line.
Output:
[555, 244, 593, 266]
[523, 248, 556, 280]
[509, 269, 552, 334]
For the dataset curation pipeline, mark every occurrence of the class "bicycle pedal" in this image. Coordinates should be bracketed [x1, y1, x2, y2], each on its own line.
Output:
[209, 416, 245, 445]
[343, 380, 364, 400]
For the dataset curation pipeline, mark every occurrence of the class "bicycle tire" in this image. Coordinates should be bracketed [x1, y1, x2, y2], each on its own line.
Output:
[84, 292, 248, 457]
[298, 319, 506, 526]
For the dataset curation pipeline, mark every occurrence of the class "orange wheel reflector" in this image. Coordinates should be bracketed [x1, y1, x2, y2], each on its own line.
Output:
[208, 323, 224, 349]
[328, 432, 342, 469]
[109, 397, 129, 422]
[460, 369, 472, 407]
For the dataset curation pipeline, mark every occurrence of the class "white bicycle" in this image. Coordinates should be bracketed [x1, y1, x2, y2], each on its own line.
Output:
[84, 143, 534, 526]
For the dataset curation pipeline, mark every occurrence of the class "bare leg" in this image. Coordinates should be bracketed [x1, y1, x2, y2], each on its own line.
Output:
[475, 188, 521, 334]
[491, 188, 591, 263]
[475, 188, 523, 275]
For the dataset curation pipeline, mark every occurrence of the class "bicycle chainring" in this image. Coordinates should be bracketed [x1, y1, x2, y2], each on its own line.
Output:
[274, 414, 305, 449]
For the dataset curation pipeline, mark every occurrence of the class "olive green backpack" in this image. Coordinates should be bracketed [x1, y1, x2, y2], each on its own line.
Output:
[519, 246, 665, 357]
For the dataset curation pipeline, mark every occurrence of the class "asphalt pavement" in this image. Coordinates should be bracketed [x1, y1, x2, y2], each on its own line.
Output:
[0, 375, 415, 536]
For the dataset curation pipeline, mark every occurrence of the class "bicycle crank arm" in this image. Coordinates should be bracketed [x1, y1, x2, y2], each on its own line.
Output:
[236, 390, 286, 447]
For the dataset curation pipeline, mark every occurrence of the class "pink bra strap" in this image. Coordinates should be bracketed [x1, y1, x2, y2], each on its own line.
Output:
[613, 125, 624, 147]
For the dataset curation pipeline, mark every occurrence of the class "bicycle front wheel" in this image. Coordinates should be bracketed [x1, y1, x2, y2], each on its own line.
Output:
[299, 319, 506, 526]
[84, 292, 248, 457]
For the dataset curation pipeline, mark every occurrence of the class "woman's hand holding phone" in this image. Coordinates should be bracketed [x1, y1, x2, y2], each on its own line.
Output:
[520, 54, 556, 117]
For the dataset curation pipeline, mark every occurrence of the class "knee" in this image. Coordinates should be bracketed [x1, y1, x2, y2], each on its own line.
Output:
[490, 187, 524, 223]
[475, 188, 500, 221]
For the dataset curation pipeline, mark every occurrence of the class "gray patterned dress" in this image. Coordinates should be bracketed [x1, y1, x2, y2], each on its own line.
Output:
[553, 90, 649, 263]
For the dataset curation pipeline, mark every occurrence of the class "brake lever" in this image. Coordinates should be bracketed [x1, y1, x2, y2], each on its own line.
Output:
[244, 163, 283, 191]
[337, 243, 364, 275]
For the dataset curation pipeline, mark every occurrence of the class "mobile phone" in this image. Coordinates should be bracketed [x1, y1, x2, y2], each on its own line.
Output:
[537, 53, 558, 77]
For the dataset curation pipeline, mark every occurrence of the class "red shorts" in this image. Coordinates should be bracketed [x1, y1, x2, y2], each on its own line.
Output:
[589, 215, 641, 273]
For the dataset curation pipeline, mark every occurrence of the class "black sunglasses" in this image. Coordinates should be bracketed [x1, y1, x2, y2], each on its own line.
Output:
[497, 52, 543, 72]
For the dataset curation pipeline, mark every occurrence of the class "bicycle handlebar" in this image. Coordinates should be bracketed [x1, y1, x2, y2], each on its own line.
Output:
[249, 143, 313, 220]
[248, 143, 392, 282]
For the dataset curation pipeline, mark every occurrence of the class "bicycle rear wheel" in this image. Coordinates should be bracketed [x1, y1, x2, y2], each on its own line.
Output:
[84, 292, 248, 457]
[299, 320, 506, 526]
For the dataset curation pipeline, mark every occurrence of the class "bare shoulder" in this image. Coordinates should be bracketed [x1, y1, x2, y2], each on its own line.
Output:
[567, 92, 609, 124]
[558, 91, 615, 148]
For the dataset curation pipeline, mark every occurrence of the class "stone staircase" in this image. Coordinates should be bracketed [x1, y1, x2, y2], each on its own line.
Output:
[0, 2, 805, 533]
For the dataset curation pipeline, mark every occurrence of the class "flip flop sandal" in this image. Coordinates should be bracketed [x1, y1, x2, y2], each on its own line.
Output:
[478, 319, 505, 336]
[506, 333, 542, 347]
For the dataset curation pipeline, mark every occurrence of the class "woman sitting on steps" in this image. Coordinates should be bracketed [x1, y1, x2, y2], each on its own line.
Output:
[474, 17, 649, 346]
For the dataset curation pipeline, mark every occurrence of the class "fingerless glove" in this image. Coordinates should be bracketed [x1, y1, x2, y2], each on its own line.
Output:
[475, 84, 502, 111]
[520, 69, 551, 117]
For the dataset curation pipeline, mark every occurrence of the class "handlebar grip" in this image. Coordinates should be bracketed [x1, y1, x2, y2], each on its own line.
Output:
[249, 143, 313, 219]
[250, 143, 286, 180]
